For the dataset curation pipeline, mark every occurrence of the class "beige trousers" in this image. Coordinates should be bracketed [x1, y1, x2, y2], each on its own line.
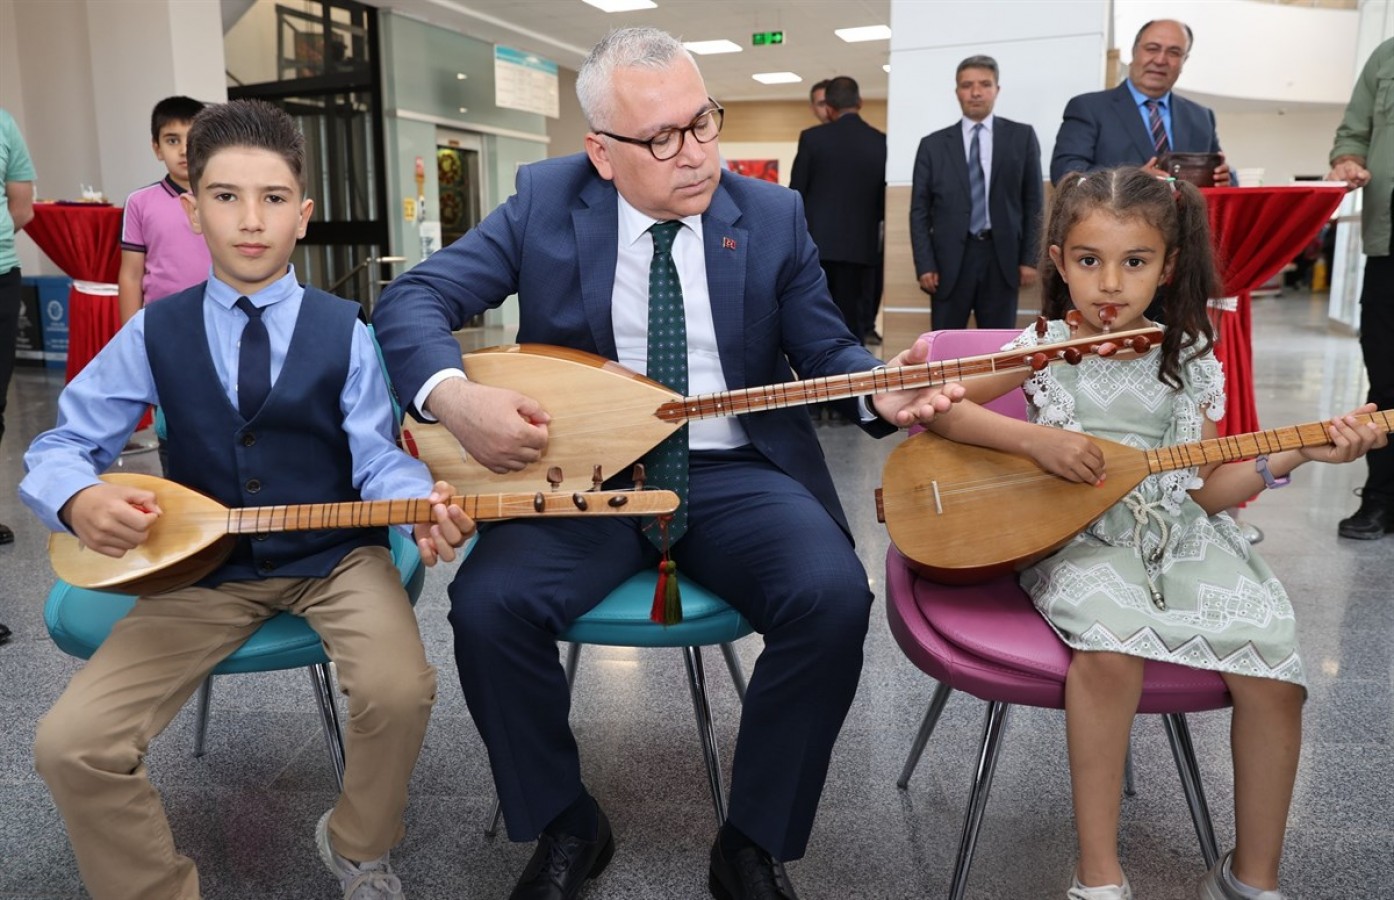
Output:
[34, 545, 437, 900]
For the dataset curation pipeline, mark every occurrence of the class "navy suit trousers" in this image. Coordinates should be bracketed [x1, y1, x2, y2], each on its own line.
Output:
[448, 446, 873, 861]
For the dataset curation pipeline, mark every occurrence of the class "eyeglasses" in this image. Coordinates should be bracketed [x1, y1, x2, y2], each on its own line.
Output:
[597, 103, 724, 161]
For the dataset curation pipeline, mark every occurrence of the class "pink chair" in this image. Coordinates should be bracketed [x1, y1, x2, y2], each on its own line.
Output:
[883, 328, 1229, 900]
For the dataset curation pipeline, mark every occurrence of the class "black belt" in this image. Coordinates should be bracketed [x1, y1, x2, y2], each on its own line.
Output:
[969, 229, 993, 241]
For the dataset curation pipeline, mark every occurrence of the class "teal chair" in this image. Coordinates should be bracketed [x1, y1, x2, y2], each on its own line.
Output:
[485, 571, 754, 835]
[43, 531, 426, 791]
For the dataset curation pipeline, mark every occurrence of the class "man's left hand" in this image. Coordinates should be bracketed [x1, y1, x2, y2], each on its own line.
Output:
[1212, 162, 1232, 186]
[1018, 265, 1037, 288]
[870, 336, 967, 427]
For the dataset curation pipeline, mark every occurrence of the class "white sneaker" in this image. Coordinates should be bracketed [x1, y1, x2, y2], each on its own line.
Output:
[316, 811, 405, 900]
[1197, 850, 1288, 900]
[1067, 872, 1134, 900]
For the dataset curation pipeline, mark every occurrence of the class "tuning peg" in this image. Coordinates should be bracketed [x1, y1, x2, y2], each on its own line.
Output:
[1095, 341, 1119, 357]
[1035, 315, 1048, 338]
[1128, 335, 1154, 353]
[533, 492, 546, 513]
[1029, 352, 1050, 371]
[1065, 310, 1083, 334]
[572, 492, 588, 511]
[631, 463, 646, 490]
[1063, 347, 1083, 365]
[1098, 304, 1117, 332]
[547, 467, 564, 490]
[592, 465, 604, 491]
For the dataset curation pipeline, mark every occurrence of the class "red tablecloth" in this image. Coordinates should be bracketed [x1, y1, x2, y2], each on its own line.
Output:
[25, 202, 124, 382]
[1201, 185, 1347, 437]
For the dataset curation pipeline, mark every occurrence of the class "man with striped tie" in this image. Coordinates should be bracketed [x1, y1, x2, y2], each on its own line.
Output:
[1049, 19, 1232, 186]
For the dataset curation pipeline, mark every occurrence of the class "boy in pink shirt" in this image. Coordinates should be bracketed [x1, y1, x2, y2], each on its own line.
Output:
[118, 96, 212, 322]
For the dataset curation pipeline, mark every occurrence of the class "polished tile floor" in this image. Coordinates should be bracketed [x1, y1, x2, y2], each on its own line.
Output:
[1, 292, 1391, 899]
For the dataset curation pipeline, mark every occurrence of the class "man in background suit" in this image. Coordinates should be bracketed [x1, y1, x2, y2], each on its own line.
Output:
[1050, 19, 1232, 186]
[790, 76, 887, 344]
[808, 79, 832, 124]
[909, 55, 1043, 330]
[372, 27, 961, 900]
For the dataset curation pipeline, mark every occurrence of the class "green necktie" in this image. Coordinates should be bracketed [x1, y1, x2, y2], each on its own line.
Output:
[643, 220, 689, 546]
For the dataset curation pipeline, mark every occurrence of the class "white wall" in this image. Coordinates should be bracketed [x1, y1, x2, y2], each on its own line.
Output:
[5, 0, 225, 275]
[1114, 0, 1358, 105]
[1215, 108, 1345, 185]
[887, 0, 1110, 185]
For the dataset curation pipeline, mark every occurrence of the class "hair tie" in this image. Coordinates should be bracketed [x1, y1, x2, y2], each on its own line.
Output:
[1165, 175, 1181, 202]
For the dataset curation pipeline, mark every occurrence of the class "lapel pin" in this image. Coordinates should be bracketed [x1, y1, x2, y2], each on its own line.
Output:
[722, 236, 737, 250]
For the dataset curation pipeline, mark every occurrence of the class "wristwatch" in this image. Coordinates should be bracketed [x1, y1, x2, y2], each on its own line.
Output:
[1255, 454, 1290, 490]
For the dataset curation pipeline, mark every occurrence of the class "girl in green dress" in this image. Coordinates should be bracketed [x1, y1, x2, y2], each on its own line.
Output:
[927, 167, 1385, 900]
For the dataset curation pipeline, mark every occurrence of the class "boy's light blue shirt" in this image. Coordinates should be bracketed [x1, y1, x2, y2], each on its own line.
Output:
[21, 267, 434, 534]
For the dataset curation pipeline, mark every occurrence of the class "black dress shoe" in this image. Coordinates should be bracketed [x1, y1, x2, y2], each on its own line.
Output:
[0, 522, 12, 545]
[1338, 502, 1394, 540]
[509, 809, 614, 900]
[708, 837, 800, 900]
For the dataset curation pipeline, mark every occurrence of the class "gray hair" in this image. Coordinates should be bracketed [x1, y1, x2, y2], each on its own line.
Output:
[576, 27, 696, 131]
[956, 55, 999, 81]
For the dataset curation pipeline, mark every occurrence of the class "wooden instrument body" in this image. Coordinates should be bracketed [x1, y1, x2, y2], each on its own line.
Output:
[880, 432, 1151, 583]
[49, 472, 680, 595]
[879, 409, 1394, 583]
[401, 344, 680, 492]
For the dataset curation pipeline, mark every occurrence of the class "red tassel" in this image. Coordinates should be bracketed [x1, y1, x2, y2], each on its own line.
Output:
[651, 559, 681, 625]
[651, 560, 670, 624]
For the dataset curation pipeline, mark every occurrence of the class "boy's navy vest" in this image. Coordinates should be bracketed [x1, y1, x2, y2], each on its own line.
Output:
[145, 283, 387, 586]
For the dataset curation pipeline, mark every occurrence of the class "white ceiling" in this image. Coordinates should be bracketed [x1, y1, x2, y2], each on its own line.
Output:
[374, 0, 893, 102]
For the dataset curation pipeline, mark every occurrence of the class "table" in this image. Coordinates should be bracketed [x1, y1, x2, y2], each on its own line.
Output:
[1201, 185, 1347, 437]
[24, 202, 123, 382]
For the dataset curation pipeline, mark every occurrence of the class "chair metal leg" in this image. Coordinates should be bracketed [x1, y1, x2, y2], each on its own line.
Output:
[719, 641, 747, 701]
[1162, 712, 1219, 868]
[193, 676, 213, 758]
[949, 701, 1012, 900]
[486, 642, 587, 838]
[307, 663, 347, 793]
[683, 645, 729, 828]
[897, 681, 954, 789]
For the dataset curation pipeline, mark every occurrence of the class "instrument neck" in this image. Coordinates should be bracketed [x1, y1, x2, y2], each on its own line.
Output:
[1144, 411, 1394, 474]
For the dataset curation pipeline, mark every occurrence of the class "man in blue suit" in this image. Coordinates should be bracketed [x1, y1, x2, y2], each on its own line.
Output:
[1050, 19, 1232, 186]
[910, 55, 1043, 330]
[372, 27, 962, 900]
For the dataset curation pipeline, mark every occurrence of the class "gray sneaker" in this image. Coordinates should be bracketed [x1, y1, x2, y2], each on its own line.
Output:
[1197, 851, 1287, 900]
[316, 811, 405, 900]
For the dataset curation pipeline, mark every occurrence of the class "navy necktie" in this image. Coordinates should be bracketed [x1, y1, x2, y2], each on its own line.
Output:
[968, 123, 988, 236]
[235, 296, 270, 419]
[643, 221, 688, 547]
[1146, 100, 1170, 156]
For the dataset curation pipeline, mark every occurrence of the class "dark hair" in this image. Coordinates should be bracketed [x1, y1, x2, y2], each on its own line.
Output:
[1038, 167, 1217, 389]
[824, 76, 861, 112]
[150, 95, 205, 142]
[1132, 19, 1194, 54]
[955, 55, 999, 81]
[810, 79, 830, 97]
[186, 100, 306, 195]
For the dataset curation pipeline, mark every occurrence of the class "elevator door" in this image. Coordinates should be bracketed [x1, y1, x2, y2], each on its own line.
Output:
[436, 131, 483, 248]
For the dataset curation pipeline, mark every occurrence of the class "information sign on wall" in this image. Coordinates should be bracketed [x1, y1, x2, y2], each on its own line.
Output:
[494, 45, 559, 118]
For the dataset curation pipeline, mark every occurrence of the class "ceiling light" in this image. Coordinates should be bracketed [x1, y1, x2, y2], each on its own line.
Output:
[835, 25, 892, 43]
[684, 39, 742, 55]
[752, 71, 802, 85]
[582, 0, 657, 12]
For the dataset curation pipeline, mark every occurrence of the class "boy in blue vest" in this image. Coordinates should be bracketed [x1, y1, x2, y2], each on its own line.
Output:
[21, 99, 470, 900]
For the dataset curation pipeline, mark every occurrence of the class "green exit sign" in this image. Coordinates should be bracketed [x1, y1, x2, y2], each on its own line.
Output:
[752, 31, 784, 46]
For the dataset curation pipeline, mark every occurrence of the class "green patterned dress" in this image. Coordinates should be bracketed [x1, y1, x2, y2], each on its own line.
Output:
[1008, 320, 1305, 687]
